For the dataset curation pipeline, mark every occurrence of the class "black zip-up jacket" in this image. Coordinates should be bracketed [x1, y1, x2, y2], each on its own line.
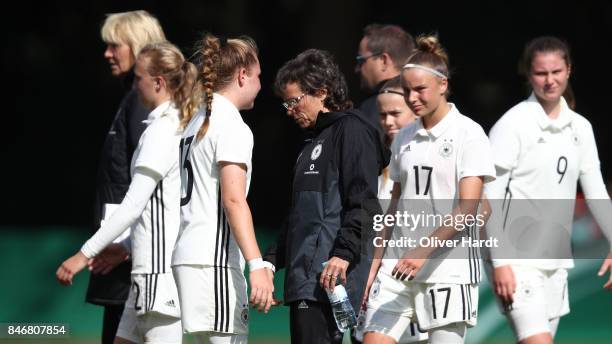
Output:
[264, 108, 390, 312]
[86, 70, 149, 305]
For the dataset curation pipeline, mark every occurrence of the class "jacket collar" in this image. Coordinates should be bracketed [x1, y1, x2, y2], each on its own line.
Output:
[306, 107, 391, 174]
[312, 110, 349, 133]
[120, 68, 136, 91]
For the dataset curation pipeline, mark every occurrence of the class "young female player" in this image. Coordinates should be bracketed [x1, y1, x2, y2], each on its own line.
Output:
[91, 11, 166, 343]
[377, 76, 417, 200]
[362, 35, 495, 344]
[171, 33, 274, 344]
[486, 36, 612, 344]
[353, 75, 426, 344]
[57, 41, 197, 344]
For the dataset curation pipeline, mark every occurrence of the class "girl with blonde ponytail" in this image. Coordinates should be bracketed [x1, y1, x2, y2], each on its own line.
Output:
[362, 35, 495, 344]
[57, 41, 197, 344]
[172, 33, 274, 343]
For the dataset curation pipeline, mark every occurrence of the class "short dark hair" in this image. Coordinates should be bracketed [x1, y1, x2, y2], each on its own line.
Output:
[274, 49, 352, 112]
[363, 24, 415, 69]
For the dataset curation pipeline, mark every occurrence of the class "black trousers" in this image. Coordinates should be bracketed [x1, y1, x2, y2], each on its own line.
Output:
[102, 304, 125, 344]
[290, 300, 343, 344]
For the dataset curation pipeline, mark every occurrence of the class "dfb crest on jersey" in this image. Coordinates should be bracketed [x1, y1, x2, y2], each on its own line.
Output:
[241, 307, 249, 325]
[370, 278, 381, 299]
[571, 131, 581, 146]
[311, 143, 323, 160]
[439, 140, 454, 158]
[519, 281, 534, 299]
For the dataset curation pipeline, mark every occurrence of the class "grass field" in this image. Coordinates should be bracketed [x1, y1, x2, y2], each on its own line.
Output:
[1, 227, 610, 343]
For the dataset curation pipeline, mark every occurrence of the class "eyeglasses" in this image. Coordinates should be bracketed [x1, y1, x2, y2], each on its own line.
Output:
[355, 52, 382, 66]
[282, 93, 306, 110]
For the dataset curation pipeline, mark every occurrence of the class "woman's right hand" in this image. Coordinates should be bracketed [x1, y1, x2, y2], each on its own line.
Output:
[249, 268, 275, 313]
[493, 265, 516, 305]
[56, 251, 89, 286]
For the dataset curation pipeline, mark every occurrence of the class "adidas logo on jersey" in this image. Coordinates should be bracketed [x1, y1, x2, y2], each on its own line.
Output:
[297, 300, 309, 309]
[537, 137, 546, 143]
[165, 299, 176, 308]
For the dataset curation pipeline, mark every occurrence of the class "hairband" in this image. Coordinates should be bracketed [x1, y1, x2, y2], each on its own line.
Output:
[378, 89, 404, 96]
[402, 63, 448, 79]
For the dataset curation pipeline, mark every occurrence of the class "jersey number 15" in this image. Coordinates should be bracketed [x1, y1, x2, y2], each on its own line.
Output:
[180, 136, 195, 205]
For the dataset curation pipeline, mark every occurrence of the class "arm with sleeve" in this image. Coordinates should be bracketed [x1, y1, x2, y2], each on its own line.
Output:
[485, 118, 520, 267]
[215, 122, 253, 167]
[215, 122, 267, 266]
[331, 119, 381, 263]
[578, 123, 612, 247]
[81, 168, 161, 258]
[484, 167, 513, 267]
[82, 119, 177, 258]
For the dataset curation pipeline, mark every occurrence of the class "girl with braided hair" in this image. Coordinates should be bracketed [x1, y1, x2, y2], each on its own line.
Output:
[171, 33, 274, 344]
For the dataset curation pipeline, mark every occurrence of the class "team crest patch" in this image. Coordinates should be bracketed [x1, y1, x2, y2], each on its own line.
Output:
[370, 279, 381, 299]
[520, 282, 534, 299]
[439, 140, 453, 158]
[311, 143, 323, 160]
[572, 132, 581, 145]
[241, 307, 249, 325]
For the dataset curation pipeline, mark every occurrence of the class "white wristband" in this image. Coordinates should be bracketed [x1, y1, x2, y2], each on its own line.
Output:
[263, 260, 276, 273]
[248, 258, 276, 273]
[248, 258, 266, 272]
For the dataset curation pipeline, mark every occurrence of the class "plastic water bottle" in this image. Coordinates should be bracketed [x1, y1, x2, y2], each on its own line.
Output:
[322, 262, 357, 332]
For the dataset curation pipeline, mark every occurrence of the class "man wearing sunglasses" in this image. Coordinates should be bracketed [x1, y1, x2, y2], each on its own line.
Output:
[355, 24, 414, 130]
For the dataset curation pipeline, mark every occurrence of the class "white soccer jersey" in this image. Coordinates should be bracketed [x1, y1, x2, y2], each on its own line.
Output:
[486, 93, 608, 270]
[383, 104, 495, 284]
[82, 101, 182, 276]
[130, 101, 182, 274]
[488, 94, 600, 199]
[172, 93, 253, 270]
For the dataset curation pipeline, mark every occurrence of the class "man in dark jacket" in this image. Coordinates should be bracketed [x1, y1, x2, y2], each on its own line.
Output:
[88, 11, 165, 344]
[355, 24, 414, 130]
[264, 49, 390, 344]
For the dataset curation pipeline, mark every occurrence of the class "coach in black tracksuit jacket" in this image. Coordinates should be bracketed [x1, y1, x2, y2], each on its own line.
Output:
[265, 49, 390, 344]
[87, 69, 148, 343]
